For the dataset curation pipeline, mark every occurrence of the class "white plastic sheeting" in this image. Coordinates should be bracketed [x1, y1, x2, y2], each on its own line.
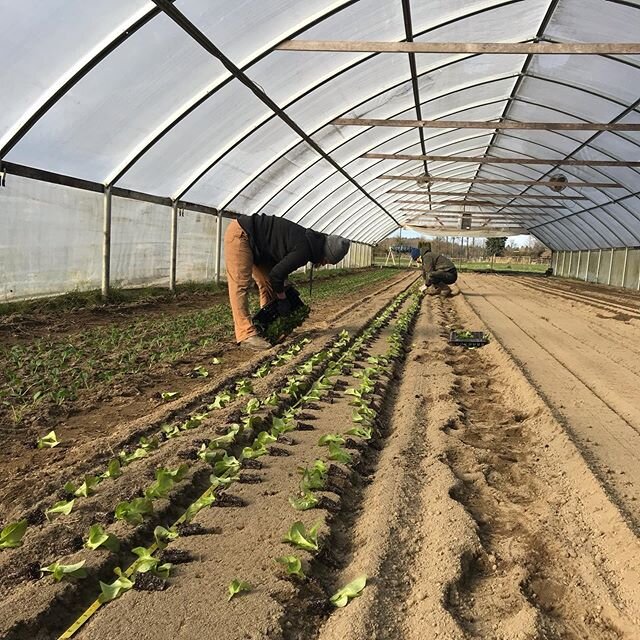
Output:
[1, 0, 639, 267]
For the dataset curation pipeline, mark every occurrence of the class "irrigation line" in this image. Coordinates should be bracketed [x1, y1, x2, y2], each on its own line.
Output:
[58, 285, 418, 639]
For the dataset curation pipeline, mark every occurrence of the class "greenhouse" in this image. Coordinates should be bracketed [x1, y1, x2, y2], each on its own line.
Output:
[1, 1, 639, 639]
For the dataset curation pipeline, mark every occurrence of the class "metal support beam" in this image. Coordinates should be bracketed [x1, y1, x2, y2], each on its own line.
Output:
[170, 201, 178, 291]
[277, 41, 640, 55]
[380, 174, 623, 188]
[335, 117, 640, 131]
[621, 247, 629, 287]
[561, 251, 566, 276]
[395, 199, 564, 208]
[388, 189, 586, 199]
[102, 186, 112, 299]
[585, 250, 590, 282]
[215, 213, 223, 285]
[596, 249, 602, 284]
[568, 251, 573, 278]
[362, 152, 640, 167]
[608, 248, 614, 285]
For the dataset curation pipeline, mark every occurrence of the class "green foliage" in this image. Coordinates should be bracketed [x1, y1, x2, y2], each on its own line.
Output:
[283, 521, 320, 551]
[328, 443, 352, 465]
[0, 519, 27, 549]
[289, 491, 319, 511]
[192, 365, 209, 378]
[276, 555, 305, 579]
[252, 363, 271, 378]
[271, 416, 295, 437]
[41, 560, 87, 582]
[153, 525, 179, 550]
[318, 434, 345, 447]
[228, 579, 251, 601]
[160, 391, 180, 401]
[183, 493, 215, 523]
[46, 499, 75, 520]
[208, 390, 233, 410]
[85, 524, 120, 552]
[161, 423, 181, 439]
[485, 237, 507, 257]
[346, 426, 373, 440]
[330, 575, 367, 607]
[100, 459, 122, 479]
[234, 379, 253, 396]
[211, 357, 222, 365]
[119, 447, 148, 465]
[144, 465, 188, 500]
[64, 475, 100, 498]
[114, 497, 153, 525]
[298, 460, 327, 491]
[243, 398, 261, 415]
[264, 391, 280, 406]
[132, 547, 172, 578]
[138, 436, 159, 451]
[99, 567, 134, 603]
[208, 424, 241, 449]
[37, 430, 60, 449]
[213, 454, 241, 477]
[263, 304, 310, 344]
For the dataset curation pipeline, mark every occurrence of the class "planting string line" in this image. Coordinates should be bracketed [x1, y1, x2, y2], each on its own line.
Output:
[59, 285, 419, 639]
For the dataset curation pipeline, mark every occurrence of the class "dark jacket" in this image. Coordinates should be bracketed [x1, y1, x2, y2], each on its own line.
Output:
[238, 214, 326, 293]
[421, 251, 456, 277]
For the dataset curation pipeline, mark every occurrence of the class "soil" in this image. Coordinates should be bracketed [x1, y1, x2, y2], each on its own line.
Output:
[1, 272, 639, 640]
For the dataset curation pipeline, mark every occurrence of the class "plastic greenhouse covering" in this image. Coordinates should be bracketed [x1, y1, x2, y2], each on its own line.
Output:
[1, 0, 639, 300]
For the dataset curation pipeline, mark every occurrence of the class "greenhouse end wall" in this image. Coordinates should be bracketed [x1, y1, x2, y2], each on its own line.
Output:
[552, 248, 640, 291]
[0, 176, 373, 302]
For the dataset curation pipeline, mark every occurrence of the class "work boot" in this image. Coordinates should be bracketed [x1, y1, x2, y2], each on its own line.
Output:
[426, 285, 439, 296]
[240, 335, 271, 351]
[438, 284, 452, 298]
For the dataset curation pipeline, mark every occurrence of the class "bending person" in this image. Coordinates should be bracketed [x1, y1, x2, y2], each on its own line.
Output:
[224, 213, 350, 350]
[420, 242, 458, 297]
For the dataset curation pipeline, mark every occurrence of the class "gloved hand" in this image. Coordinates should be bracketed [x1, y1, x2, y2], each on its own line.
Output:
[277, 297, 293, 316]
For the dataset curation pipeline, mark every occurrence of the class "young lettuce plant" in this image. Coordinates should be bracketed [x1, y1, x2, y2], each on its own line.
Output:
[264, 391, 280, 407]
[100, 459, 122, 479]
[234, 379, 253, 397]
[114, 497, 153, 525]
[289, 491, 319, 511]
[318, 434, 345, 447]
[243, 398, 261, 415]
[46, 499, 75, 521]
[183, 494, 215, 523]
[0, 519, 27, 549]
[64, 475, 101, 498]
[119, 447, 148, 466]
[99, 567, 134, 603]
[328, 443, 352, 465]
[228, 579, 251, 601]
[37, 430, 60, 449]
[252, 363, 271, 379]
[276, 555, 305, 579]
[161, 423, 181, 439]
[41, 560, 87, 582]
[85, 524, 120, 552]
[298, 460, 327, 491]
[213, 453, 241, 477]
[208, 390, 233, 410]
[271, 416, 295, 438]
[192, 365, 209, 378]
[208, 424, 241, 449]
[132, 547, 172, 578]
[283, 521, 320, 552]
[346, 426, 373, 441]
[153, 525, 179, 550]
[144, 465, 188, 500]
[160, 391, 180, 402]
[330, 575, 367, 607]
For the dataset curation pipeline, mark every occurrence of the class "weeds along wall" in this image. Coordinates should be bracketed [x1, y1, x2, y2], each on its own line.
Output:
[552, 248, 640, 291]
[0, 176, 373, 302]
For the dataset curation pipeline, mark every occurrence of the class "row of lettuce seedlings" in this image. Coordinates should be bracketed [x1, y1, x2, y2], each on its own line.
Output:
[30, 289, 417, 637]
[0, 337, 314, 552]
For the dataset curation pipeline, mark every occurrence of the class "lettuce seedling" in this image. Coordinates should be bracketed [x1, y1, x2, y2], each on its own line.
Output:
[252, 364, 271, 379]
[37, 430, 60, 449]
[114, 497, 153, 525]
[318, 434, 345, 447]
[241, 414, 261, 432]
[208, 390, 233, 410]
[0, 519, 27, 549]
[100, 459, 122, 479]
[119, 447, 148, 465]
[183, 494, 215, 523]
[208, 424, 241, 449]
[41, 560, 87, 582]
[198, 443, 224, 464]
[153, 525, 178, 550]
[192, 365, 209, 378]
[346, 426, 373, 440]
[271, 416, 295, 437]
[283, 521, 320, 551]
[160, 391, 180, 401]
[132, 547, 171, 578]
[138, 436, 159, 451]
[161, 423, 181, 439]
[352, 406, 376, 425]
[85, 524, 120, 552]
[235, 379, 253, 396]
[181, 414, 207, 430]
[46, 499, 75, 521]
[264, 392, 280, 406]
[243, 398, 261, 415]
[276, 555, 305, 579]
[298, 460, 327, 491]
[289, 491, 319, 511]
[302, 388, 323, 403]
[213, 454, 241, 477]
[296, 362, 314, 376]
[211, 357, 222, 365]
[64, 475, 101, 498]
[330, 575, 367, 607]
[99, 567, 134, 603]
[328, 443, 352, 465]
[209, 473, 239, 490]
[228, 579, 251, 601]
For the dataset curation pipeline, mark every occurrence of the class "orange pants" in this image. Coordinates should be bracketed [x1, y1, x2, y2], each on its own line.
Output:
[224, 220, 274, 342]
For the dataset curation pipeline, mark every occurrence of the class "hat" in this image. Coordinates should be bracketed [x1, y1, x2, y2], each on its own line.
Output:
[324, 235, 350, 264]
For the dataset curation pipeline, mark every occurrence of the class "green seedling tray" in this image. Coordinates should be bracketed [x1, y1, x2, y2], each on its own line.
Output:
[448, 330, 489, 348]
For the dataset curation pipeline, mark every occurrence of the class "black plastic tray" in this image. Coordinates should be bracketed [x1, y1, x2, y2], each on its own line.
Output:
[252, 286, 306, 336]
[448, 330, 490, 347]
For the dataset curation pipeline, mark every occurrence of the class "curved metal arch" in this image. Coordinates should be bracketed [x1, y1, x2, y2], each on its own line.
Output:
[229, 70, 639, 233]
[113, 0, 525, 191]
[0, 3, 167, 160]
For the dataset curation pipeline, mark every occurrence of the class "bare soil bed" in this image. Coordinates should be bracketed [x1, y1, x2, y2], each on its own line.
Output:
[1, 271, 639, 640]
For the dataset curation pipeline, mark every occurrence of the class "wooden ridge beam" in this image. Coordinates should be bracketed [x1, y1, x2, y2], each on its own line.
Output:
[379, 174, 624, 188]
[277, 41, 640, 55]
[363, 152, 640, 167]
[395, 199, 564, 208]
[387, 189, 587, 199]
[335, 118, 640, 131]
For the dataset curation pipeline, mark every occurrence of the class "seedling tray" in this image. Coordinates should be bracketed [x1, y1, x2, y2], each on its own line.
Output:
[448, 330, 490, 348]
[253, 287, 309, 344]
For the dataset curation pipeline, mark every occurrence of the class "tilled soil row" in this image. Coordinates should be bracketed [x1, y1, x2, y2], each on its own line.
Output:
[71, 291, 423, 640]
[0, 277, 418, 639]
[312, 295, 640, 640]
